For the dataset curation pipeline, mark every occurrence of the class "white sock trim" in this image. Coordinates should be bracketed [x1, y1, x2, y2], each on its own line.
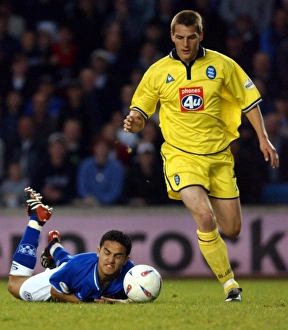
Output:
[223, 279, 237, 290]
[28, 220, 42, 231]
[50, 243, 62, 257]
[9, 261, 33, 276]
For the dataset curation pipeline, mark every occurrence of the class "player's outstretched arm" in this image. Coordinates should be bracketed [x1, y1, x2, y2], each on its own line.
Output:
[123, 109, 145, 133]
[245, 105, 279, 168]
[50, 286, 81, 303]
[94, 297, 133, 304]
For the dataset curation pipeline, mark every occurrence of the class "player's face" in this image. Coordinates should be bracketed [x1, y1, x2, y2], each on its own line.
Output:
[97, 240, 129, 278]
[171, 24, 203, 65]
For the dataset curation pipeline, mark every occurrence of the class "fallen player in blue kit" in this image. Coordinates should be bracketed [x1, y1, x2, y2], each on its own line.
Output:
[8, 187, 134, 303]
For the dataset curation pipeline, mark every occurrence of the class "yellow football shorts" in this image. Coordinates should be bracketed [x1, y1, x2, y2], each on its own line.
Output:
[161, 142, 239, 200]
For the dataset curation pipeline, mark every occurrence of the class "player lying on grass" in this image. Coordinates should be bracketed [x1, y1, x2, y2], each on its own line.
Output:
[8, 187, 134, 303]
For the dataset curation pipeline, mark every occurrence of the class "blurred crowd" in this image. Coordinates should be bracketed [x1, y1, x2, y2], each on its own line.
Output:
[0, 0, 288, 207]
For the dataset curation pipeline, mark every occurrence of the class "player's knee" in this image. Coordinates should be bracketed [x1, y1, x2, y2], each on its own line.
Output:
[7, 276, 24, 299]
[8, 280, 19, 298]
[197, 210, 216, 231]
[222, 224, 241, 238]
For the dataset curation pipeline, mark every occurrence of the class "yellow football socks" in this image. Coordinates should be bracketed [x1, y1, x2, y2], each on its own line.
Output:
[197, 228, 239, 294]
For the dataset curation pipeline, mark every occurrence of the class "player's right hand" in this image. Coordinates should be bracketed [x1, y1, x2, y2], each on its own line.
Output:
[123, 110, 145, 133]
[94, 297, 133, 304]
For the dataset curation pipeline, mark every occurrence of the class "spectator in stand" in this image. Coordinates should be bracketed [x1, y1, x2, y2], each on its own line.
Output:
[77, 66, 108, 142]
[30, 132, 77, 205]
[0, 160, 29, 208]
[259, 7, 288, 62]
[273, 96, 288, 137]
[0, 0, 26, 38]
[251, 51, 271, 83]
[250, 51, 278, 99]
[36, 20, 58, 41]
[81, 49, 119, 140]
[89, 49, 114, 90]
[130, 0, 156, 29]
[93, 0, 114, 15]
[223, 27, 252, 74]
[131, 118, 164, 167]
[78, 67, 96, 95]
[24, 91, 58, 144]
[275, 37, 288, 96]
[25, 75, 63, 121]
[4, 115, 39, 182]
[89, 48, 121, 109]
[34, 28, 54, 77]
[100, 21, 131, 82]
[154, 0, 176, 35]
[113, 84, 140, 149]
[253, 78, 275, 116]
[233, 15, 259, 59]
[231, 118, 264, 204]
[128, 66, 144, 89]
[0, 14, 21, 70]
[259, 7, 288, 97]
[104, 0, 144, 47]
[118, 83, 135, 117]
[139, 18, 171, 54]
[100, 121, 132, 168]
[138, 118, 164, 152]
[50, 25, 78, 85]
[11, 0, 66, 29]
[263, 112, 288, 182]
[66, 0, 108, 65]
[258, 112, 288, 204]
[110, 110, 139, 151]
[58, 78, 90, 146]
[0, 90, 23, 142]
[282, 0, 288, 10]
[76, 135, 125, 206]
[218, 0, 275, 35]
[136, 40, 162, 72]
[38, 75, 63, 118]
[124, 141, 169, 206]
[61, 118, 88, 167]
[19, 30, 40, 74]
[1, 53, 38, 104]
[58, 79, 85, 125]
[183, 0, 228, 53]
[0, 47, 8, 81]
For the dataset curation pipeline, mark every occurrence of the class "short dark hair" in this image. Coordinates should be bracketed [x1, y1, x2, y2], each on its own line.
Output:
[170, 10, 203, 35]
[100, 230, 132, 256]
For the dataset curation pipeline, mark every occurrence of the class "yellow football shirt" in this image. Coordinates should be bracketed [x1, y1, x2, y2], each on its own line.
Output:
[130, 46, 262, 155]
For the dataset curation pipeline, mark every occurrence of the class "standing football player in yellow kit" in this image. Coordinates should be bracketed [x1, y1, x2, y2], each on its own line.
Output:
[123, 10, 279, 301]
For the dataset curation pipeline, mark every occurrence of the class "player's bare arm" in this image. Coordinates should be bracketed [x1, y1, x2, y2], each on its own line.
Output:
[123, 109, 145, 133]
[245, 105, 279, 168]
[50, 286, 81, 303]
[94, 296, 133, 304]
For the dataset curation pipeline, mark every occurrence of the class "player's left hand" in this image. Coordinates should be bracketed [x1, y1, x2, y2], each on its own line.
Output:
[260, 139, 279, 168]
[94, 297, 133, 304]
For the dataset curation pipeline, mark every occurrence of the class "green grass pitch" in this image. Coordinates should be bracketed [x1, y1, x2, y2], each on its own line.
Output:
[0, 278, 287, 330]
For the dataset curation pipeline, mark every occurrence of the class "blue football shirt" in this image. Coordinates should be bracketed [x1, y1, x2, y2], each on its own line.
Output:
[49, 252, 134, 301]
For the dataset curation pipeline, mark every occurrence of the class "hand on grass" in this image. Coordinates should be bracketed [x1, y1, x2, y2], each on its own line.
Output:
[94, 297, 133, 304]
